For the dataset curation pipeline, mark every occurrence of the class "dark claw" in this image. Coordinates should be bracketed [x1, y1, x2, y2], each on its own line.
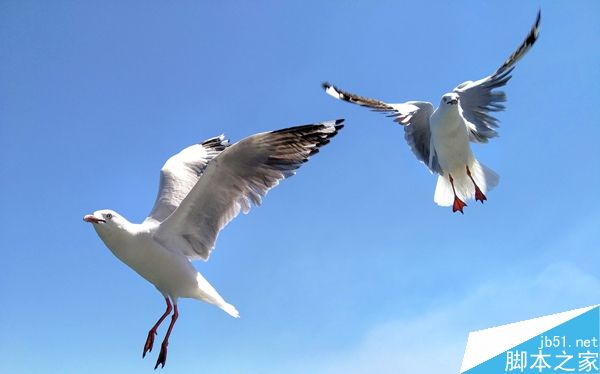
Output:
[466, 165, 487, 205]
[143, 330, 157, 358]
[154, 342, 168, 369]
[452, 197, 467, 214]
[474, 186, 487, 203]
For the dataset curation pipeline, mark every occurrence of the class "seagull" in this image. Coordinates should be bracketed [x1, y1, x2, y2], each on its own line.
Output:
[83, 119, 344, 369]
[323, 11, 540, 213]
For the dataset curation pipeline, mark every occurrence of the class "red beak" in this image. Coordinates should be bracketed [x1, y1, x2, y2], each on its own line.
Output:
[83, 214, 106, 224]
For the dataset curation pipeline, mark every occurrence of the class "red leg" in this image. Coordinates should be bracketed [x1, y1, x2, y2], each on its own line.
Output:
[449, 174, 467, 214]
[466, 166, 487, 203]
[143, 298, 172, 358]
[155, 303, 179, 369]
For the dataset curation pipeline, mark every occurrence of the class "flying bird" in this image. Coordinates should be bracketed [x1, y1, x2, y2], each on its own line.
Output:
[83, 120, 344, 368]
[323, 11, 540, 213]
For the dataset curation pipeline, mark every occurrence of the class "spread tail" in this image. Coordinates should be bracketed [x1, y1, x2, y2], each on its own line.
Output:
[434, 160, 499, 207]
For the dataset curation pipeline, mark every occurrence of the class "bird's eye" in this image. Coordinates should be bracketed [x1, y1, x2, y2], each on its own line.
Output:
[106, 213, 113, 219]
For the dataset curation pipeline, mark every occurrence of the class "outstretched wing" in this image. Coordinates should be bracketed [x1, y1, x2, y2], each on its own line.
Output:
[153, 120, 344, 260]
[403, 101, 440, 174]
[454, 10, 541, 143]
[323, 83, 441, 173]
[144, 135, 230, 224]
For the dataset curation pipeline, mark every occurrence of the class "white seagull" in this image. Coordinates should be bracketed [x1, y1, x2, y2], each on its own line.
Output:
[323, 11, 540, 213]
[83, 119, 344, 369]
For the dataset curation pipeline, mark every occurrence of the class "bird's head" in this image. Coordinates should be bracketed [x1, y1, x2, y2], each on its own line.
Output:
[83, 209, 129, 240]
[440, 93, 459, 107]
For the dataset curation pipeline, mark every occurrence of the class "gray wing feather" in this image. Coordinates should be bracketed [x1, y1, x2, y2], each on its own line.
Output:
[403, 101, 441, 174]
[144, 135, 230, 224]
[454, 10, 540, 143]
[154, 120, 344, 260]
[322, 83, 441, 174]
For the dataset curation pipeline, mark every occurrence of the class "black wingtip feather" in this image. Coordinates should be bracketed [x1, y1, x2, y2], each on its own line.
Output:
[266, 120, 343, 167]
[271, 120, 344, 135]
[526, 10, 541, 46]
[201, 135, 230, 151]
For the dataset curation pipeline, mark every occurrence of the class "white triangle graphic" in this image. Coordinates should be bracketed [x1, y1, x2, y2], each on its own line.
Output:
[460, 304, 599, 373]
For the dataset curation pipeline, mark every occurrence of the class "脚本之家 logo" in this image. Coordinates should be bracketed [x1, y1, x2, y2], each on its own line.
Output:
[461, 305, 600, 373]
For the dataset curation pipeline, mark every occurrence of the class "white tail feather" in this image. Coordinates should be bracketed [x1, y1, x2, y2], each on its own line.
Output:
[219, 302, 240, 318]
[434, 160, 499, 206]
[195, 273, 240, 318]
[434, 176, 454, 206]
[470, 161, 499, 194]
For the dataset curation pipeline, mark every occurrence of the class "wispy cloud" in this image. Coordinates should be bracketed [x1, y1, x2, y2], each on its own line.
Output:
[288, 262, 600, 374]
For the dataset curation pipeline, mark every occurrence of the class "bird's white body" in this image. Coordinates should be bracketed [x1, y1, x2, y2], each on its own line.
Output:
[428, 100, 498, 207]
[91, 217, 237, 315]
[429, 101, 473, 174]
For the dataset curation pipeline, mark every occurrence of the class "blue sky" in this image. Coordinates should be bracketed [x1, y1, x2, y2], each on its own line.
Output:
[1, 1, 599, 373]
